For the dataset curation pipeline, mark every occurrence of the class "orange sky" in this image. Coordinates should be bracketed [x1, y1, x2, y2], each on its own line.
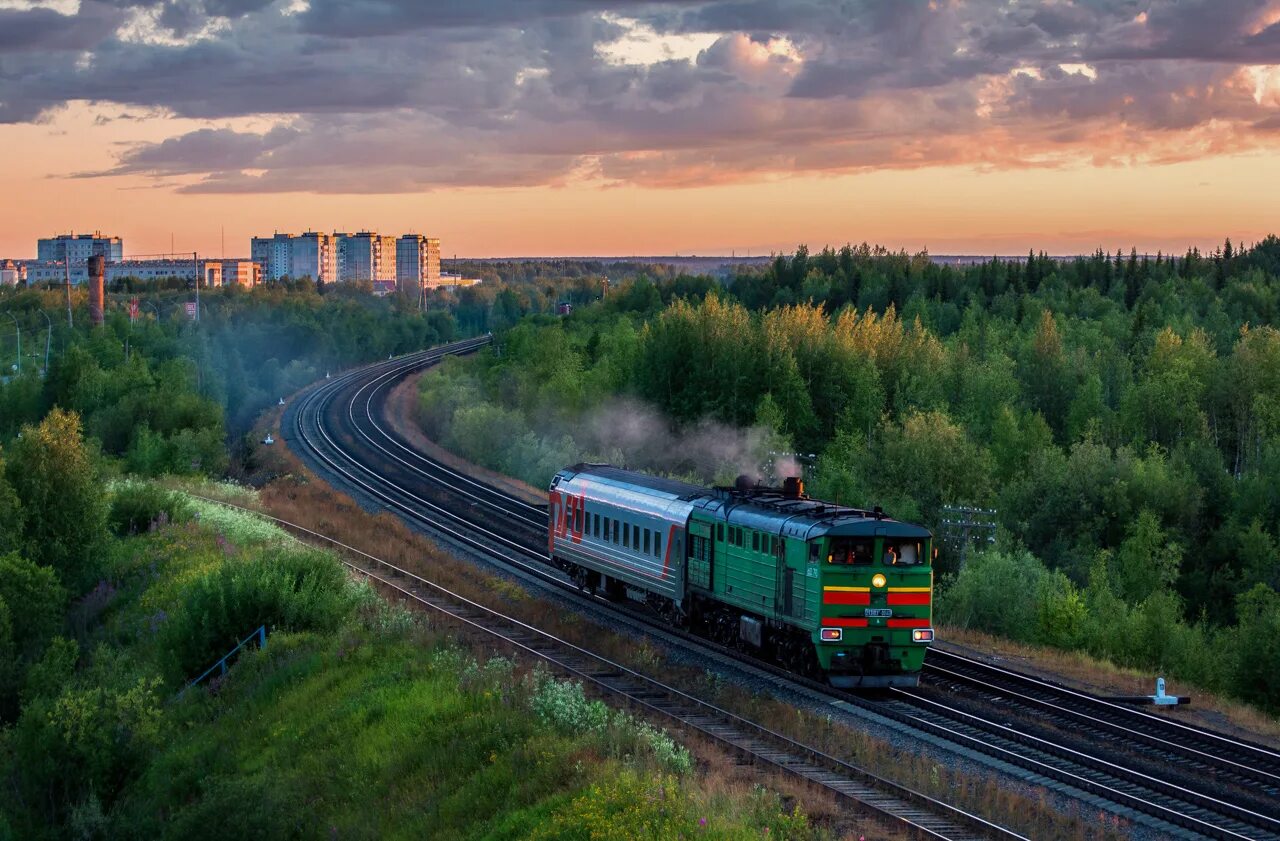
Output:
[3, 101, 1276, 259]
[2, 2, 1279, 259]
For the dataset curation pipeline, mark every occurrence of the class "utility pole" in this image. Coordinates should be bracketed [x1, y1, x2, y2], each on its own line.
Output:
[193, 251, 200, 322]
[36, 308, 50, 373]
[939, 505, 998, 570]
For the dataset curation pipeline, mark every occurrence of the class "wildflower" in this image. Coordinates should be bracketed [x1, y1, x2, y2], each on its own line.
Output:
[699, 818, 707, 828]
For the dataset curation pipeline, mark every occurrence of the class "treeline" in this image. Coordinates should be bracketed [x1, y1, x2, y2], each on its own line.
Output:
[417, 239, 1280, 711]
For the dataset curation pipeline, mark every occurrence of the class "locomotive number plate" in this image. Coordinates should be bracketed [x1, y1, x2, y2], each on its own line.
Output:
[864, 608, 893, 618]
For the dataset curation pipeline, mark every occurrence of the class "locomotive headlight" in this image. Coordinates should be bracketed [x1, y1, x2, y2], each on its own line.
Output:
[871, 573, 887, 589]
[912, 628, 934, 643]
[820, 628, 843, 642]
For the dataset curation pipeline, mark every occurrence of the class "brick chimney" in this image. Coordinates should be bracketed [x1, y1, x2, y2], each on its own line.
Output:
[88, 255, 105, 327]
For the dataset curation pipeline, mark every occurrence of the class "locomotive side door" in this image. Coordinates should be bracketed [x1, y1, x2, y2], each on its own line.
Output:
[687, 520, 713, 590]
[777, 536, 805, 619]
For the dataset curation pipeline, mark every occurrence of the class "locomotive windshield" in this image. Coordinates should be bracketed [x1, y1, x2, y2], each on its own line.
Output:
[884, 540, 923, 565]
[827, 538, 874, 565]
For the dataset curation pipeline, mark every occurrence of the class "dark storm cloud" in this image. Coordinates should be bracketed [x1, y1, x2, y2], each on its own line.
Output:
[0, 1, 126, 53]
[3, 0, 1278, 191]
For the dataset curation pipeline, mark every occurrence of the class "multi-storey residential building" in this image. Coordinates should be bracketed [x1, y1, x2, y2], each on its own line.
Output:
[37, 232, 123, 265]
[251, 232, 336, 284]
[336, 231, 396, 283]
[396, 235, 441, 295]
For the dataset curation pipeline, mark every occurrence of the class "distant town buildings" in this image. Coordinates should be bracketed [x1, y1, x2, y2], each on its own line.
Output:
[37, 232, 123, 265]
[251, 232, 336, 285]
[0, 260, 23, 286]
[9, 230, 470, 295]
[23, 256, 259, 287]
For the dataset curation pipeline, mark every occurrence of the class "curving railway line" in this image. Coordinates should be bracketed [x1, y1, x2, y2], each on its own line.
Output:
[281, 340, 1280, 841]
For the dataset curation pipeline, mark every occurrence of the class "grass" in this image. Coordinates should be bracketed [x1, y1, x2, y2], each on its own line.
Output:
[243, 434, 1131, 841]
[75, 483, 836, 841]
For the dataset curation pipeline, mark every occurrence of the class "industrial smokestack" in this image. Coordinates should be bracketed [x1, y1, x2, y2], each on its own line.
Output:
[88, 255, 105, 327]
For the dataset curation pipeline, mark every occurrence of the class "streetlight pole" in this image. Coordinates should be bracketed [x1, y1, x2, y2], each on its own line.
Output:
[33, 308, 51, 373]
[1, 312, 19, 376]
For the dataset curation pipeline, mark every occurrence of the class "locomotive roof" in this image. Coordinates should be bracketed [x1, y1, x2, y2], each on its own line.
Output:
[560, 464, 930, 541]
[694, 491, 930, 541]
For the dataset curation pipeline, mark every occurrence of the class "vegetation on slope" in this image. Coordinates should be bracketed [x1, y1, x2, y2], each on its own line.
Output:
[416, 240, 1280, 713]
[0, 410, 820, 840]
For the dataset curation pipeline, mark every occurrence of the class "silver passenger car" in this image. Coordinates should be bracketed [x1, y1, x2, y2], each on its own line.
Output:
[549, 464, 701, 602]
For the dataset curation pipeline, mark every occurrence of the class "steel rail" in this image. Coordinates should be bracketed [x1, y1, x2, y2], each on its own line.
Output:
[921, 651, 1280, 796]
[186, 492, 1026, 841]
[292, 344, 1279, 840]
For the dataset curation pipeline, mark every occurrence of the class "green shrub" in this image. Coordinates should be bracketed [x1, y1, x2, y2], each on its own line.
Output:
[161, 548, 358, 681]
[108, 482, 191, 536]
[936, 548, 1045, 641]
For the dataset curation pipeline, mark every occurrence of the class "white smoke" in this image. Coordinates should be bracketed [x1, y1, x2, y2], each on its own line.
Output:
[541, 395, 802, 487]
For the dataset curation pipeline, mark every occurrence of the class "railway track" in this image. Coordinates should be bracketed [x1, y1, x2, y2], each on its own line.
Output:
[920, 649, 1280, 804]
[283, 341, 1280, 840]
[196, 495, 1021, 841]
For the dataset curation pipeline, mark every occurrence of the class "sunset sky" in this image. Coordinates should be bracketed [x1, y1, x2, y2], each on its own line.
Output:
[2, 0, 1279, 258]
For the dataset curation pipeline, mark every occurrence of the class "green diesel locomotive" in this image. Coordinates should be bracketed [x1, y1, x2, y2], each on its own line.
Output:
[549, 464, 934, 688]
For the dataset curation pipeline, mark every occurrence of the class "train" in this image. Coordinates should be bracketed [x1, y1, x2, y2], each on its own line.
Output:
[548, 463, 934, 688]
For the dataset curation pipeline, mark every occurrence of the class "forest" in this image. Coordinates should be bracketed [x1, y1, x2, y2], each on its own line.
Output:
[1, 271, 818, 839]
[417, 238, 1280, 711]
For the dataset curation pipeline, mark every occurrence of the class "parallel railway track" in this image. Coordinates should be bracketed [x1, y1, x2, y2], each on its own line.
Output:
[197, 494, 1021, 841]
[282, 340, 1280, 840]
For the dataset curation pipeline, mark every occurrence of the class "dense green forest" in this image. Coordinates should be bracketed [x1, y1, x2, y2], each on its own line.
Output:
[0, 274, 822, 839]
[418, 239, 1280, 711]
[0, 271, 635, 469]
[0, 415, 809, 839]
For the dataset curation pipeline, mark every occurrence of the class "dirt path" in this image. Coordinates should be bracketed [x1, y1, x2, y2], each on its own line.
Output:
[384, 368, 549, 508]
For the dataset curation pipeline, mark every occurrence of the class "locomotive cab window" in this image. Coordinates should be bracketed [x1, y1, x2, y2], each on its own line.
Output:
[828, 538, 874, 565]
[716, 523, 724, 542]
[884, 540, 922, 565]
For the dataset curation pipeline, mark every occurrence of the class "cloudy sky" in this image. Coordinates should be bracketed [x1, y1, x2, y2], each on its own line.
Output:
[1, 0, 1279, 257]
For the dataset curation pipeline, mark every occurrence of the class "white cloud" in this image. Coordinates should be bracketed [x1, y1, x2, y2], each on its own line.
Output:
[596, 14, 719, 66]
[0, 0, 77, 12]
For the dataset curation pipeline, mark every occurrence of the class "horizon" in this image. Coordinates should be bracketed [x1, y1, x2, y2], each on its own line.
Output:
[2, 2, 1279, 258]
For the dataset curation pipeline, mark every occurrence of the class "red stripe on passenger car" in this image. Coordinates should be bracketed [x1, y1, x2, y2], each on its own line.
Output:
[823, 591, 870, 605]
[886, 592, 931, 606]
[822, 618, 869, 628]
